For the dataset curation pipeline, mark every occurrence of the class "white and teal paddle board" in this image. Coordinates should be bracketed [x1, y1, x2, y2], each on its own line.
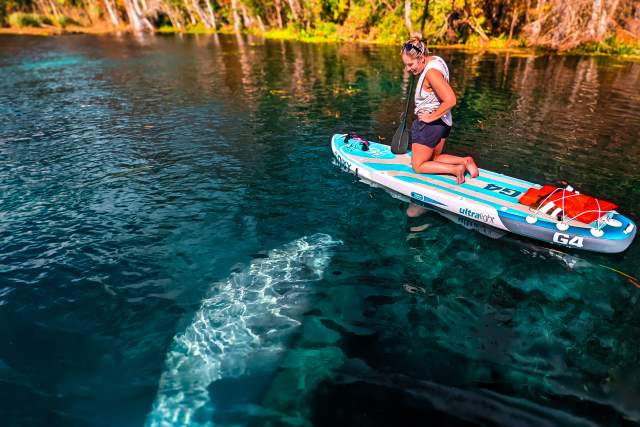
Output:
[332, 133, 636, 253]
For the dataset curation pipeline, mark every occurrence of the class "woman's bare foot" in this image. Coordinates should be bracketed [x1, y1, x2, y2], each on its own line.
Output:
[409, 223, 430, 233]
[465, 157, 479, 178]
[454, 165, 466, 184]
[406, 203, 427, 217]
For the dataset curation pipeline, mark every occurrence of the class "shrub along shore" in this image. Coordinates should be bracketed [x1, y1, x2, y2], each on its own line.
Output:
[1, 0, 639, 56]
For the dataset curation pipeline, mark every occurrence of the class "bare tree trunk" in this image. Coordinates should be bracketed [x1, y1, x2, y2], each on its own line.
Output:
[205, 0, 217, 30]
[231, 0, 242, 32]
[104, 0, 120, 26]
[286, 0, 300, 22]
[257, 15, 266, 32]
[586, 0, 602, 39]
[420, 0, 430, 34]
[48, 0, 60, 16]
[133, 0, 154, 30]
[85, 0, 98, 24]
[508, 7, 518, 41]
[404, 0, 413, 34]
[192, 0, 213, 28]
[522, 0, 617, 50]
[166, 6, 184, 30]
[274, 0, 284, 28]
[182, 0, 197, 25]
[536, 0, 545, 19]
[446, 11, 458, 42]
[529, 0, 545, 40]
[466, 16, 489, 41]
[133, 0, 146, 21]
[597, 0, 619, 40]
[241, 4, 253, 27]
[33, 0, 46, 16]
[380, 0, 395, 12]
[585, 0, 619, 42]
[123, 0, 141, 31]
[123, 0, 154, 31]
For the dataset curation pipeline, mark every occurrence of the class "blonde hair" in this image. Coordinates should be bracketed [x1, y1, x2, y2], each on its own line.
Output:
[400, 33, 429, 58]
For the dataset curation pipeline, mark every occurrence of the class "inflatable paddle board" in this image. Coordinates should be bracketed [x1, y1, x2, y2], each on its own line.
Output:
[331, 133, 636, 253]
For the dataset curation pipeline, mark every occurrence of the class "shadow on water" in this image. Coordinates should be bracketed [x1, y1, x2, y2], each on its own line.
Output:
[0, 33, 639, 426]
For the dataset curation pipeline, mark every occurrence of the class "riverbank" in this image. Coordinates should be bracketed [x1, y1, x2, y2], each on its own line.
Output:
[0, 24, 126, 36]
[1, 24, 639, 59]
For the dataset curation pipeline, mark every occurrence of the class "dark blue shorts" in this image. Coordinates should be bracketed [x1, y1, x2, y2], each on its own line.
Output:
[411, 119, 451, 148]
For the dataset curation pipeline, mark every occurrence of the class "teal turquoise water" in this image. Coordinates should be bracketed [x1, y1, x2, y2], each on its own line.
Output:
[1, 34, 639, 426]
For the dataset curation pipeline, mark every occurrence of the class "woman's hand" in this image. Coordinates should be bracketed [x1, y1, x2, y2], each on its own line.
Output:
[418, 110, 434, 123]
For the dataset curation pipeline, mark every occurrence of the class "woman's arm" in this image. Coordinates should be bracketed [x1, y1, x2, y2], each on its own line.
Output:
[418, 69, 456, 123]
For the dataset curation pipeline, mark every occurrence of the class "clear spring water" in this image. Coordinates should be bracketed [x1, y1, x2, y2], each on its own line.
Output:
[1, 34, 640, 426]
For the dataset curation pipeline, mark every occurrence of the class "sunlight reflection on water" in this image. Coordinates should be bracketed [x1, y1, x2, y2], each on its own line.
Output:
[0, 34, 639, 426]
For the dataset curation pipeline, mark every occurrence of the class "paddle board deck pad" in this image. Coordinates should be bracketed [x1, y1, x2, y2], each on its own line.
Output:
[332, 134, 636, 253]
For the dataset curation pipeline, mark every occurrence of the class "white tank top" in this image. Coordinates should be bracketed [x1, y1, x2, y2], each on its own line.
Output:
[414, 56, 452, 126]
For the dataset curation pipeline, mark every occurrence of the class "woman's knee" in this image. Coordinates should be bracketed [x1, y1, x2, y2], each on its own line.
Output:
[411, 145, 434, 164]
[411, 156, 427, 171]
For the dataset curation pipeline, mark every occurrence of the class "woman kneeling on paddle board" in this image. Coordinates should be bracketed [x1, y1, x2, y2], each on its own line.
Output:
[401, 34, 478, 184]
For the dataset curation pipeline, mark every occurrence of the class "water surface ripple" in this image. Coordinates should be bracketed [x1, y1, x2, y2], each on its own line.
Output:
[1, 34, 639, 427]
